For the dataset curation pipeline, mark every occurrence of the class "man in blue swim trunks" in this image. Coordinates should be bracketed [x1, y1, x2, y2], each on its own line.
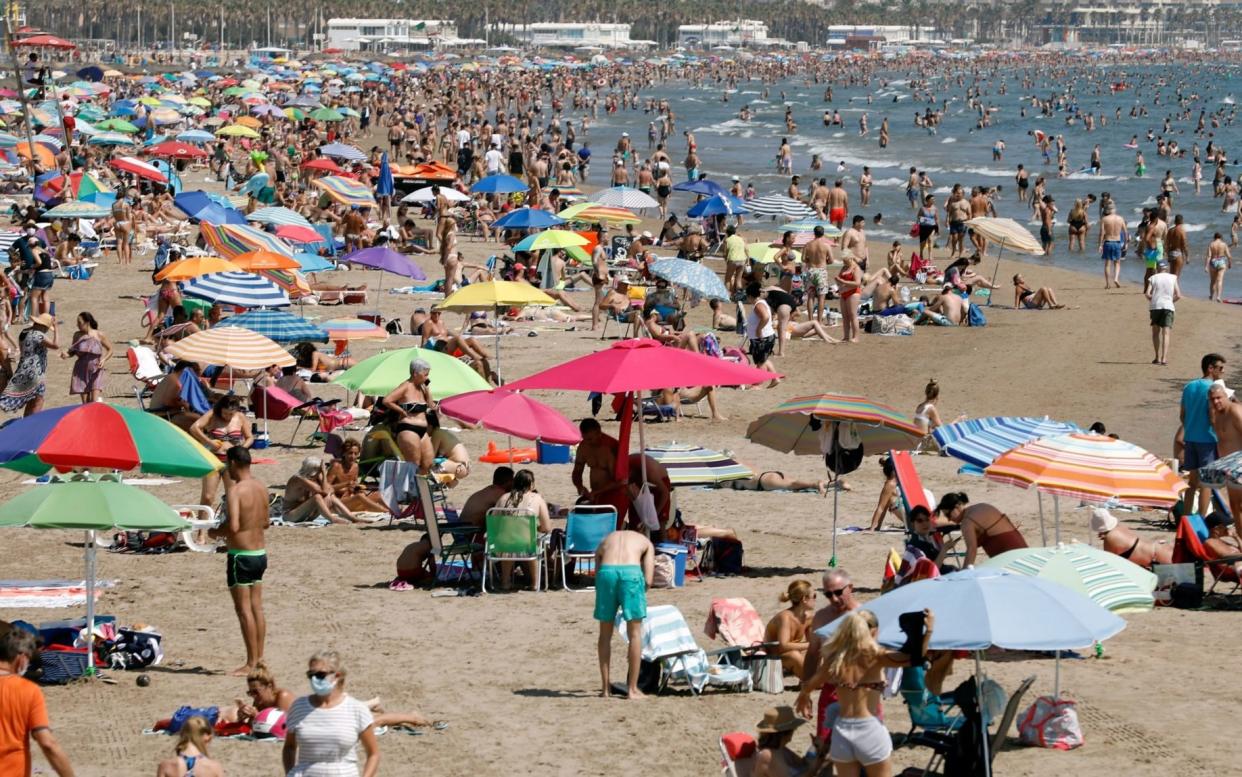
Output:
[1182, 353, 1226, 516]
[594, 529, 654, 699]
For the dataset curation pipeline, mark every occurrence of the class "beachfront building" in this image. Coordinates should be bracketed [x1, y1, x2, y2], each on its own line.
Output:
[1034, 0, 1227, 47]
[825, 25, 946, 49]
[504, 23, 638, 49]
[325, 19, 457, 52]
[677, 20, 779, 48]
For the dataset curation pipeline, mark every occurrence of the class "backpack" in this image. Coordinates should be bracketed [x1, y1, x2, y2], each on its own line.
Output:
[825, 422, 864, 476]
[966, 303, 987, 327]
[709, 537, 744, 575]
[1018, 696, 1084, 750]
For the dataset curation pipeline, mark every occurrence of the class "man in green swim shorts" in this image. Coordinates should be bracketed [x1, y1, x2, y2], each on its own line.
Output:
[208, 447, 270, 677]
[594, 530, 654, 699]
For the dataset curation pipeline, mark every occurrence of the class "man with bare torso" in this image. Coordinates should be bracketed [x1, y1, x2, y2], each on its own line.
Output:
[420, 308, 494, 383]
[946, 187, 972, 258]
[1165, 214, 1188, 277]
[968, 186, 993, 254]
[208, 447, 270, 676]
[1098, 204, 1126, 289]
[594, 530, 655, 699]
[839, 216, 869, 269]
[573, 418, 628, 527]
[802, 226, 834, 321]
[802, 568, 861, 760]
[827, 180, 849, 230]
[1210, 384, 1242, 541]
[928, 285, 967, 325]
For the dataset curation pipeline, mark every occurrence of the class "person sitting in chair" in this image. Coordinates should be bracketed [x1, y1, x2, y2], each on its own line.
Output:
[1204, 511, 1242, 578]
[327, 438, 387, 514]
[763, 580, 816, 678]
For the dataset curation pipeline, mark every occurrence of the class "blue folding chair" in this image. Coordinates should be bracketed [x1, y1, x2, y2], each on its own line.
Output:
[560, 505, 616, 592]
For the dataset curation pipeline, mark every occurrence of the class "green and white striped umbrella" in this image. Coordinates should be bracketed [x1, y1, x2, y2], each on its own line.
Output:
[982, 542, 1156, 613]
[643, 443, 752, 487]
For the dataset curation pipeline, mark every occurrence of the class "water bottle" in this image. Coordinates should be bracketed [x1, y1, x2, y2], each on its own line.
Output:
[900, 285, 911, 303]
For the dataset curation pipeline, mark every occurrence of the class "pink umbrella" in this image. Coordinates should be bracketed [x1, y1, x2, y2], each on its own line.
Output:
[275, 224, 324, 243]
[439, 389, 581, 445]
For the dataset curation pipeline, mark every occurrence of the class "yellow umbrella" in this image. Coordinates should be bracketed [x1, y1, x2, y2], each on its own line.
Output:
[216, 124, 261, 139]
[166, 327, 295, 370]
[154, 257, 243, 282]
[965, 217, 1045, 306]
[440, 280, 556, 378]
[747, 243, 801, 263]
[514, 229, 589, 252]
[137, 97, 162, 106]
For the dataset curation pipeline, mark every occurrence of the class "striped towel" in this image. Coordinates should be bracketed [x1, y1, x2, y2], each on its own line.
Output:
[0, 579, 116, 609]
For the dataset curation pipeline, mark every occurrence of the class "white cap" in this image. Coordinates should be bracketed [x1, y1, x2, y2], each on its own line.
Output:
[1089, 508, 1117, 534]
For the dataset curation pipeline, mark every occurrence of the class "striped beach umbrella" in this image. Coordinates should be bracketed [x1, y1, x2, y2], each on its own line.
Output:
[214, 309, 327, 343]
[747, 194, 816, 220]
[322, 318, 387, 342]
[748, 394, 924, 457]
[643, 443, 752, 487]
[593, 186, 658, 209]
[1199, 449, 1242, 488]
[649, 258, 728, 300]
[181, 271, 291, 308]
[572, 204, 641, 225]
[167, 327, 295, 369]
[985, 434, 1185, 508]
[248, 206, 313, 229]
[199, 221, 294, 259]
[982, 543, 1156, 613]
[511, 230, 589, 252]
[312, 175, 376, 208]
[110, 156, 167, 183]
[933, 417, 1082, 471]
[318, 142, 365, 162]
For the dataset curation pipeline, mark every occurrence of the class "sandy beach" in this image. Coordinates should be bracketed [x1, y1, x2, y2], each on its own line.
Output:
[2, 203, 1238, 776]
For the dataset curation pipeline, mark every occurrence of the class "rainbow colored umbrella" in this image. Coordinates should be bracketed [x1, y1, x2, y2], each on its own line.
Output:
[313, 175, 376, 208]
[0, 404, 221, 477]
[199, 221, 294, 259]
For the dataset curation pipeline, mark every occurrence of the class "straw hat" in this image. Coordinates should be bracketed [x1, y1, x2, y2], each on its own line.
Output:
[755, 706, 806, 734]
[29, 313, 53, 328]
[1089, 508, 1117, 534]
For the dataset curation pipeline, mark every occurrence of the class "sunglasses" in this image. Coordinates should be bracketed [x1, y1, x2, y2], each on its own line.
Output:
[823, 584, 852, 599]
[306, 671, 334, 681]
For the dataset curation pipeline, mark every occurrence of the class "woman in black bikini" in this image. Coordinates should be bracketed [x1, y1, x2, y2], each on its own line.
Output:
[1011, 273, 1065, 309]
[381, 358, 436, 473]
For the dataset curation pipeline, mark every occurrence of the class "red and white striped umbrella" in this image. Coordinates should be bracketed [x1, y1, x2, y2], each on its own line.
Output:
[110, 155, 168, 183]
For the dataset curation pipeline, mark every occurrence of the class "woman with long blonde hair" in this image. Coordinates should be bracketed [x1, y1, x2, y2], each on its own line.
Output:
[796, 609, 934, 777]
[155, 715, 223, 776]
[763, 580, 816, 677]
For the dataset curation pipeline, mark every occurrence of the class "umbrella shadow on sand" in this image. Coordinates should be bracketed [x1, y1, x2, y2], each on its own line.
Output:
[740, 564, 838, 579]
[513, 688, 603, 700]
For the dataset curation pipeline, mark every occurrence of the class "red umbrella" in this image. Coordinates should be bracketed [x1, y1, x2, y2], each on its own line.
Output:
[14, 34, 75, 49]
[302, 157, 345, 174]
[274, 224, 323, 243]
[439, 389, 581, 445]
[110, 156, 168, 183]
[147, 141, 207, 160]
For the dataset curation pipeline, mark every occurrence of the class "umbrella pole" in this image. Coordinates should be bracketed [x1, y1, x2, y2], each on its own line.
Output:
[976, 651, 992, 777]
[987, 238, 1009, 307]
[494, 305, 501, 385]
[375, 270, 385, 319]
[635, 391, 650, 528]
[830, 428, 840, 567]
[1055, 650, 1061, 699]
[1037, 491, 1048, 546]
[1054, 493, 1061, 545]
[85, 530, 96, 677]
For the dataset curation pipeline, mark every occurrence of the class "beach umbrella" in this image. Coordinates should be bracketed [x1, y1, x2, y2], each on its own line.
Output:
[0, 477, 189, 674]
[985, 433, 1186, 543]
[247, 206, 313, 228]
[294, 252, 335, 273]
[322, 318, 387, 343]
[214, 308, 327, 343]
[746, 193, 816, 220]
[570, 204, 641, 225]
[87, 132, 137, 147]
[199, 222, 294, 259]
[933, 417, 1083, 471]
[147, 140, 207, 159]
[301, 157, 347, 175]
[440, 389, 581, 445]
[318, 142, 366, 162]
[649, 258, 729, 300]
[673, 179, 728, 197]
[309, 107, 345, 122]
[332, 348, 490, 398]
[747, 394, 924, 563]
[230, 250, 301, 272]
[965, 217, 1045, 305]
[594, 186, 658, 209]
[0, 403, 221, 477]
[166, 326, 295, 370]
[401, 186, 469, 204]
[687, 193, 748, 218]
[274, 225, 323, 244]
[176, 129, 215, 144]
[643, 442, 752, 487]
[375, 152, 394, 199]
[14, 34, 75, 48]
[312, 175, 376, 208]
[154, 256, 243, 282]
[216, 124, 261, 139]
[14, 141, 54, 168]
[815, 566, 1126, 750]
[181, 271, 291, 308]
[492, 207, 563, 230]
[511, 229, 589, 252]
[748, 244, 801, 263]
[471, 173, 527, 194]
[175, 191, 246, 224]
[440, 280, 556, 378]
[95, 117, 139, 133]
[42, 201, 111, 219]
[338, 246, 426, 309]
[982, 543, 1156, 613]
[109, 156, 167, 183]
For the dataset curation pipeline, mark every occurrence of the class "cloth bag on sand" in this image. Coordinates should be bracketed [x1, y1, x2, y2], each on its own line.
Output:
[632, 483, 660, 532]
[1018, 696, 1084, 750]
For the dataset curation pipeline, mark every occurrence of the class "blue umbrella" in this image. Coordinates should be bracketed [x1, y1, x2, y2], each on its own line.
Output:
[294, 252, 335, 273]
[214, 309, 327, 343]
[182, 272, 291, 308]
[673, 178, 728, 196]
[471, 174, 527, 195]
[176, 129, 215, 144]
[76, 65, 104, 82]
[248, 206, 312, 228]
[174, 191, 247, 225]
[318, 142, 365, 162]
[649, 258, 728, 300]
[933, 417, 1083, 471]
[376, 152, 394, 198]
[492, 208, 565, 230]
[687, 193, 748, 218]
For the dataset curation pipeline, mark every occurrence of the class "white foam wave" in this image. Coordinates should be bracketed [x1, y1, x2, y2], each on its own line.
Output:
[941, 137, 957, 144]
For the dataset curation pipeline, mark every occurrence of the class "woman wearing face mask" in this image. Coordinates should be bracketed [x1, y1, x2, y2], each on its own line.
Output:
[282, 651, 380, 777]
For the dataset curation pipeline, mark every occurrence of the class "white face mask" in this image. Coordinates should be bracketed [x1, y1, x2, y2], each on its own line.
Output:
[309, 673, 337, 697]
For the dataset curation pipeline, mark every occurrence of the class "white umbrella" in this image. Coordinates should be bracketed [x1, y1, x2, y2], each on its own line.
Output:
[594, 186, 659, 209]
[965, 217, 1045, 305]
[401, 186, 469, 204]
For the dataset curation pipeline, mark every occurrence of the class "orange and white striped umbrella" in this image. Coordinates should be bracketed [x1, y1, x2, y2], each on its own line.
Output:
[166, 327, 294, 370]
[573, 204, 640, 225]
[984, 433, 1185, 507]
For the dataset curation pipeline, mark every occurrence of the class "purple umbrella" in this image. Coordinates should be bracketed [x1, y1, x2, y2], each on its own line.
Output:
[251, 104, 285, 117]
[339, 246, 427, 314]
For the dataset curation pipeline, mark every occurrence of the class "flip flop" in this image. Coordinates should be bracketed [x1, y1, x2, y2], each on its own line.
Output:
[387, 579, 413, 591]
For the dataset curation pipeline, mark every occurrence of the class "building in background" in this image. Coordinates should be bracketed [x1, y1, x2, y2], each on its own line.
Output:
[825, 24, 945, 49]
[677, 20, 789, 48]
[325, 19, 458, 51]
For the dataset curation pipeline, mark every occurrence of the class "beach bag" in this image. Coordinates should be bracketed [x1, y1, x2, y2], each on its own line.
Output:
[825, 423, 864, 476]
[652, 553, 676, 588]
[752, 657, 784, 694]
[1018, 696, 1084, 750]
[632, 483, 660, 532]
[710, 538, 744, 575]
[168, 706, 219, 734]
[966, 303, 987, 328]
[103, 628, 163, 670]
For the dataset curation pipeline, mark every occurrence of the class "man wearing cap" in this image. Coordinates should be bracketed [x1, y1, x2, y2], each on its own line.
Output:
[1209, 383, 1242, 539]
[1144, 257, 1180, 365]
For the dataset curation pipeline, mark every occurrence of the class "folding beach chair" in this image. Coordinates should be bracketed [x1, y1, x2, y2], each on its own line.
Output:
[378, 460, 423, 526]
[482, 509, 546, 593]
[416, 475, 481, 585]
[618, 604, 752, 696]
[908, 675, 1035, 776]
[719, 732, 756, 776]
[1173, 515, 1241, 595]
[704, 597, 780, 689]
[890, 450, 933, 518]
[559, 505, 616, 592]
[127, 345, 165, 391]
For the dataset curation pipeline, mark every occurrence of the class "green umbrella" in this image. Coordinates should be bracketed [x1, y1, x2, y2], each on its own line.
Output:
[95, 118, 139, 134]
[332, 348, 490, 398]
[309, 107, 345, 122]
[0, 478, 190, 674]
[982, 542, 1156, 613]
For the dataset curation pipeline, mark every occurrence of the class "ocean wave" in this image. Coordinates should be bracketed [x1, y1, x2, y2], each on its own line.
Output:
[872, 177, 908, 187]
[941, 137, 957, 144]
[956, 166, 1013, 178]
[868, 229, 909, 242]
[1185, 223, 1209, 232]
[933, 186, 952, 194]
[832, 132, 846, 138]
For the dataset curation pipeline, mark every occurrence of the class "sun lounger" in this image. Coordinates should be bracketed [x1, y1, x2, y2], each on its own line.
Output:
[558, 505, 616, 592]
[618, 604, 752, 696]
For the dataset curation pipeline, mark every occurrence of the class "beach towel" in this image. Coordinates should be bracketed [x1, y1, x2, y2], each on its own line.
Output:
[178, 368, 211, 414]
[703, 598, 764, 646]
[0, 580, 114, 609]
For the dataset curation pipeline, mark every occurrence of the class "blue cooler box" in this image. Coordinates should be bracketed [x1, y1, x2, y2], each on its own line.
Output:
[655, 543, 687, 587]
[537, 441, 572, 464]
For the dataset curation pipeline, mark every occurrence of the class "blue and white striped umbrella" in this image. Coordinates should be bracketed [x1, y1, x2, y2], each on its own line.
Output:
[318, 142, 366, 162]
[747, 193, 815, 220]
[248, 206, 313, 229]
[182, 271, 291, 308]
[649, 258, 729, 301]
[88, 132, 137, 147]
[932, 416, 1082, 470]
[214, 308, 327, 343]
[593, 186, 658, 209]
[31, 133, 64, 151]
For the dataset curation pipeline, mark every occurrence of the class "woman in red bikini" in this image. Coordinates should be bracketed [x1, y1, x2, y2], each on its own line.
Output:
[935, 492, 1028, 567]
[835, 254, 862, 343]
